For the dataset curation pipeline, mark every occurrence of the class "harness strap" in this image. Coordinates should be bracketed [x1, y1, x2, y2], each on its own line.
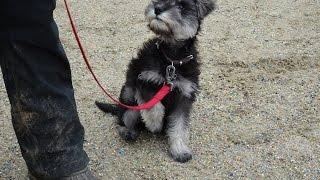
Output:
[63, 0, 171, 110]
[156, 41, 194, 66]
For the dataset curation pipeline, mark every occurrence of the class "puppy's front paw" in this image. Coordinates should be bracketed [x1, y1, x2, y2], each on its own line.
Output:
[170, 148, 193, 163]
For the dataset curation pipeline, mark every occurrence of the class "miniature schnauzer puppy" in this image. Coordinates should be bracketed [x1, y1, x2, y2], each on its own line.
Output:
[96, 0, 215, 163]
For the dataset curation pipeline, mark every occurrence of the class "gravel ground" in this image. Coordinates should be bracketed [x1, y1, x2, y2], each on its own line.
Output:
[1, 0, 320, 179]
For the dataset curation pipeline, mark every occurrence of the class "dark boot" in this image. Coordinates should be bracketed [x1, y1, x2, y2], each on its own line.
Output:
[28, 168, 98, 180]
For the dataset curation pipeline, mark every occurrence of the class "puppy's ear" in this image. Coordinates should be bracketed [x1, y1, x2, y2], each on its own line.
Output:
[196, 0, 216, 19]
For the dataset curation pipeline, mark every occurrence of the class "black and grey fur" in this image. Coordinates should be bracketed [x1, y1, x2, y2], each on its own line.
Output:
[96, 0, 215, 163]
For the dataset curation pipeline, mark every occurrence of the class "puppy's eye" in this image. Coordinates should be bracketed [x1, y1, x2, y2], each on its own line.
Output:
[177, 1, 186, 10]
[177, 3, 185, 10]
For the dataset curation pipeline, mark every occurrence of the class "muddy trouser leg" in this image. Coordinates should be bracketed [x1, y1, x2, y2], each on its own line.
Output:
[0, 22, 89, 178]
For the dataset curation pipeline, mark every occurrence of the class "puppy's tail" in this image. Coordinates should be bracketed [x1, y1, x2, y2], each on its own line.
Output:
[95, 101, 119, 116]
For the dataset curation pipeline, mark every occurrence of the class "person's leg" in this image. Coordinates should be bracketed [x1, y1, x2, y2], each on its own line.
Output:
[0, 8, 95, 180]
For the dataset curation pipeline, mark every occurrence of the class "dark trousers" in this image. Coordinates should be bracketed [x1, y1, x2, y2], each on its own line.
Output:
[0, 0, 89, 178]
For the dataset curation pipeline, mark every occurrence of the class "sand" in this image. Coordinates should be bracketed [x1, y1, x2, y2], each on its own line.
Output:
[1, 0, 319, 179]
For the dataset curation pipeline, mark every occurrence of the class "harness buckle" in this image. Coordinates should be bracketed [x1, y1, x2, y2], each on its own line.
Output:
[166, 63, 177, 91]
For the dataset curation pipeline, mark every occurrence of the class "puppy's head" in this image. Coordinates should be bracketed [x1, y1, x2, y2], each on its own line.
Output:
[145, 0, 215, 41]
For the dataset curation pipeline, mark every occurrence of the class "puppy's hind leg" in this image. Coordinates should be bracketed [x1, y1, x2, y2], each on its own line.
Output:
[117, 85, 141, 141]
[117, 110, 141, 141]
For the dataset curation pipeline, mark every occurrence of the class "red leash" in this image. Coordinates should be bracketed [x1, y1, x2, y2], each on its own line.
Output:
[63, 0, 171, 110]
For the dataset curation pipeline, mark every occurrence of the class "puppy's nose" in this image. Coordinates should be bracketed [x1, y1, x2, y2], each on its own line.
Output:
[154, 6, 164, 15]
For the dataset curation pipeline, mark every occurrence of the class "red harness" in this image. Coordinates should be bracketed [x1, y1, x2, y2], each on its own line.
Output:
[63, 0, 171, 110]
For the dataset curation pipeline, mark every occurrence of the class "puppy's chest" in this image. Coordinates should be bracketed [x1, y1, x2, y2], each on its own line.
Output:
[137, 67, 199, 98]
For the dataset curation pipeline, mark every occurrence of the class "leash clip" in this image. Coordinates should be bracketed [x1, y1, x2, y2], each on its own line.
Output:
[166, 63, 177, 91]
